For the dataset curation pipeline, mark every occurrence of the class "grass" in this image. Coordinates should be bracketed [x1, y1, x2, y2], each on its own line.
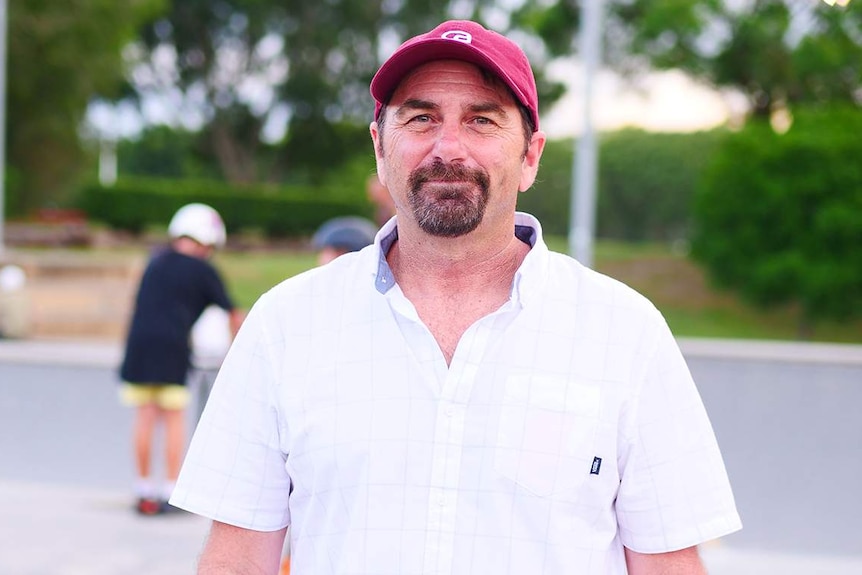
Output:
[18, 236, 862, 344]
[212, 249, 318, 306]
[214, 236, 861, 344]
[589, 240, 862, 344]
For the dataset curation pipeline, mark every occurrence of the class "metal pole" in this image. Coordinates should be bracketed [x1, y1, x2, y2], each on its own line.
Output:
[0, 0, 7, 256]
[569, 0, 604, 268]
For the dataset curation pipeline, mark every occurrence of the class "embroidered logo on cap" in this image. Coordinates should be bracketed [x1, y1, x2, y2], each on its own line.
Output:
[440, 30, 472, 44]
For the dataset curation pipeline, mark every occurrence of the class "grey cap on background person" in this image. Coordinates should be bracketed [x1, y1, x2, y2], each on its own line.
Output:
[312, 216, 379, 255]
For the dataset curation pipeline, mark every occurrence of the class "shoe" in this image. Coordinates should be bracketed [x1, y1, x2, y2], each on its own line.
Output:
[135, 497, 162, 516]
[159, 500, 187, 515]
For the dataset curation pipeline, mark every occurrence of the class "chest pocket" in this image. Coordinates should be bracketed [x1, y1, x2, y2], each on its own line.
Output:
[494, 375, 601, 499]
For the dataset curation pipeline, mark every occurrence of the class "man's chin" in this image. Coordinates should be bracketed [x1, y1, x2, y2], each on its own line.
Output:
[418, 218, 481, 238]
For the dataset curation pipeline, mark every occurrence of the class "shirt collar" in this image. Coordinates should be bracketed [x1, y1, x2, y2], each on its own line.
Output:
[374, 218, 398, 293]
[372, 212, 549, 303]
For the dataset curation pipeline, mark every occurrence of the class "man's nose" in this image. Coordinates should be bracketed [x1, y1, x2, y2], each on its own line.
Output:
[430, 122, 467, 163]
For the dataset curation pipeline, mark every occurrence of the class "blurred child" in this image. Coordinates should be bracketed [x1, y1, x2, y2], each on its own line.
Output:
[119, 203, 244, 515]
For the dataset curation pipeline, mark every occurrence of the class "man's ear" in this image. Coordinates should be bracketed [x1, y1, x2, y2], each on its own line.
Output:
[370, 121, 388, 188]
[519, 130, 547, 192]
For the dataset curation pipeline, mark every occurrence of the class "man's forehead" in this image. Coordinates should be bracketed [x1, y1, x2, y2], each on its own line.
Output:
[390, 60, 515, 104]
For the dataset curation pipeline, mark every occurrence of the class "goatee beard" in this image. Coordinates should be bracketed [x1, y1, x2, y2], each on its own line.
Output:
[407, 161, 490, 237]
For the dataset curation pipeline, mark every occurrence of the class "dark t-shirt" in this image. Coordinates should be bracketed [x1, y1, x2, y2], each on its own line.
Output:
[120, 248, 234, 385]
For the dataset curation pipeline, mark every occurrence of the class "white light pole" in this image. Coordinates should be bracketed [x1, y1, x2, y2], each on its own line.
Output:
[0, 0, 7, 256]
[569, 0, 604, 268]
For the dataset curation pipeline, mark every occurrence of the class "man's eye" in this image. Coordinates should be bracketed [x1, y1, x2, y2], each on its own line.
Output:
[408, 114, 432, 124]
[473, 117, 494, 126]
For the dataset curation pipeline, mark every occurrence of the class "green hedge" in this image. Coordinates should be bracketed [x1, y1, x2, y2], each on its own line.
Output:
[691, 106, 862, 324]
[77, 128, 724, 243]
[77, 177, 374, 237]
[518, 128, 725, 241]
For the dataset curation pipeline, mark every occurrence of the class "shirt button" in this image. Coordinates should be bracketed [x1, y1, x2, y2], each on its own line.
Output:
[445, 406, 455, 417]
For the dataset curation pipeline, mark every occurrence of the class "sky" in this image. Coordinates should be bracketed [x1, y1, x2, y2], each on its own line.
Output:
[540, 57, 747, 139]
[86, 27, 752, 144]
[87, 62, 743, 144]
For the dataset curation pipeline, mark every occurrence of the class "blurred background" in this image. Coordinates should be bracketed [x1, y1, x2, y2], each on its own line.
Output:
[0, 1, 860, 573]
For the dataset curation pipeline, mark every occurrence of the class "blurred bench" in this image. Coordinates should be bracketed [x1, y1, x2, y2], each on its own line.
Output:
[4, 209, 92, 247]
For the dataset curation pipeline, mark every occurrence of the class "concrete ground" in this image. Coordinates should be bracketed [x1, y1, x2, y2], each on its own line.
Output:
[3, 478, 862, 575]
[2, 337, 861, 574]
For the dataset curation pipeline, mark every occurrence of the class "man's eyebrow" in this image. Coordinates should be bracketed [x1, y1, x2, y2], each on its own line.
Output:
[395, 99, 438, 116]
[467, 101, 508, 118]
[395, 99, 510, 120]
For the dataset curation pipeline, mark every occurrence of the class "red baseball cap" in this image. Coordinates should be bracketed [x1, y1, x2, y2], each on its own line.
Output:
[370, 20, 540, 131]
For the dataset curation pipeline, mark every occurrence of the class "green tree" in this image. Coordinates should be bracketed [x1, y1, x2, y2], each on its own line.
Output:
[517, 129, 725, 240]
[7, 0, 165, 215]
[125, 0, 566, 185]
[517, 0, 862, 119]
[691, 107, 862, 337]
[597, 128, 725, 242]
[117, 125, 217, 179]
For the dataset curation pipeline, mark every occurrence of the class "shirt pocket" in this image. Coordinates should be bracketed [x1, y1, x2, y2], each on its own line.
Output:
[494, 375, 601, 499]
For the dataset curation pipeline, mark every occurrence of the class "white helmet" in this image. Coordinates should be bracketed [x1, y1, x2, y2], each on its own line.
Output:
[168, 203, 226, 248]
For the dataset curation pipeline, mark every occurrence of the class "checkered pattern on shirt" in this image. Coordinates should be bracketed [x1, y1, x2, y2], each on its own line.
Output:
[172, 213, 741, 574]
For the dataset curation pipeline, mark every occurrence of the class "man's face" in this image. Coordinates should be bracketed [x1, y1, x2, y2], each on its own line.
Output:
[371, 60, 545, 238]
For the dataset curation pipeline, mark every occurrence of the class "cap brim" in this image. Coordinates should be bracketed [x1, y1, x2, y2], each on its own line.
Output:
[371, 40, 529, 117]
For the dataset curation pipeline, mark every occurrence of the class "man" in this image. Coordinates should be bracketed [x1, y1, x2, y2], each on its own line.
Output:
[171, 20, 741, 573]
[312, 215, 379, 265]
[366, 173, 396, 227]
[119, 203, 243, 515]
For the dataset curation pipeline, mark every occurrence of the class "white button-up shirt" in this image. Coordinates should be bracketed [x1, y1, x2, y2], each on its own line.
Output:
[172, 213, 741, 574]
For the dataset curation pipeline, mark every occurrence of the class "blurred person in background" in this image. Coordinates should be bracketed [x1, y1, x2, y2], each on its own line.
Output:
[366, 173, 396, 227]
[172, 20, 740, 574]
[119, 203, 244, 516]
[312, 215, 379, 265]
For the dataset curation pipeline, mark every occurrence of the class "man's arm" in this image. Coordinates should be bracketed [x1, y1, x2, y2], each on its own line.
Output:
[228, 308, 246, 337]
[198, 521, 287, 575]
[624, 545, 707, 575]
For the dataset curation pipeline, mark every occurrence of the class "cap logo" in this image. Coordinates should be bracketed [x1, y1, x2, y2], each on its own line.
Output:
[440, 30, 472, 44]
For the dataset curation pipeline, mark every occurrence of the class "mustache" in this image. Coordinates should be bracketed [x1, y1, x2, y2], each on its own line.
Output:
[409, 161, 489, 191]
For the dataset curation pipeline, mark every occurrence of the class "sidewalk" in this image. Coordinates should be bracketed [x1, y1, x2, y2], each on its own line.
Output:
[3, 336, 862, 574]
[2, 335, 860, 369]
[3, 479, 862, 575]
[0, 481, 210, 575]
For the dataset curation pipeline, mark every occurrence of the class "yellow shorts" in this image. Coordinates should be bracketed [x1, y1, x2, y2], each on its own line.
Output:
[120, 383, 191, 410]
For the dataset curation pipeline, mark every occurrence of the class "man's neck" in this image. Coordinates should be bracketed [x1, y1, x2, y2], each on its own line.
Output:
[388, 228, 528, 293]
[386, 231, 529, 365]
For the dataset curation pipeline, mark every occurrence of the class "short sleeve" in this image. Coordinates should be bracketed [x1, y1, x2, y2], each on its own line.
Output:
[616, 322, 742, 552]
[170, 292, 291, 531]
[202, 262, 234, 311]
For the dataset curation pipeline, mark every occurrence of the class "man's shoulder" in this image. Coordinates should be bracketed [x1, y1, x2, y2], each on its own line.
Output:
[545, 251, 661, 316]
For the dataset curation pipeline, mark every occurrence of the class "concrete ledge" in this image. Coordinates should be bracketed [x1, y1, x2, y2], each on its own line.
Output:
[0, 338, 122, 368]
[1, 336, 860, 369]
[678, 337, 862, 366]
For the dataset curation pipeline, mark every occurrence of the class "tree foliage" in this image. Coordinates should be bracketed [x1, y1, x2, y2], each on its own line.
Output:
[597, 128, 725, 242]
[691, 108, 862, 333]
[519, 0, 862, 118]
[7, 0, 165, 215]
[117, 125, 217, 180]
[517, 128, 724, 240]
[126, 0, 567, 184]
